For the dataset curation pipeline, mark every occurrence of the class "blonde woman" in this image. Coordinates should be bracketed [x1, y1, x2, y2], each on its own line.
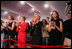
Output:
[30, 13, 43, 48]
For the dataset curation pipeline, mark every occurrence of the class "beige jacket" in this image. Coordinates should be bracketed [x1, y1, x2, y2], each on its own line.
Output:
[42, 25, 49, 38]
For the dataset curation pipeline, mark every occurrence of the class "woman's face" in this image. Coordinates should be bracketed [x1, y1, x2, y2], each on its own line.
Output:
[8, 16, 11, 20]
[20, 17, 24, 21]
[42, 20, 45, 24]
[34, 15, 39, 21]
[52, 12, 57, 18]
[67, 14, 71, 19]
[46, 18, 49, 21]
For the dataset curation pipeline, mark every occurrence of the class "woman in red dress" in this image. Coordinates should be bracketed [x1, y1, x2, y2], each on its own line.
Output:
[16, 16, 28, 48]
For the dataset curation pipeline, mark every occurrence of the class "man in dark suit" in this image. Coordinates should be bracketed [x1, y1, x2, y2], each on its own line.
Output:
[63, 12, 71, 47]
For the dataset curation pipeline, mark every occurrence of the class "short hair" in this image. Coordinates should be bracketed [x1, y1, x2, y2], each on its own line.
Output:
[34, 13, 41, 20]
[46, 17, 49, 19]
[20, 16, 26, 21]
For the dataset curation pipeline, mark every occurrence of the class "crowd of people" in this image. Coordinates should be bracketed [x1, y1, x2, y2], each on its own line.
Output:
[1, 11, 71, 48]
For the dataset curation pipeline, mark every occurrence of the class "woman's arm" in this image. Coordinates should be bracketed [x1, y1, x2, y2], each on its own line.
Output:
[8, 22, 15, 30]
[54, 21, 63, 32]
[48, 22, 52, 32]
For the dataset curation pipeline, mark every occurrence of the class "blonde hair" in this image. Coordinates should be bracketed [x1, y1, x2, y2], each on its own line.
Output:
[34, 13, 40, 20]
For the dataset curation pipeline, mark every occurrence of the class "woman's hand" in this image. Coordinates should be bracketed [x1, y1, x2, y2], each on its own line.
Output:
[7, 26, 10, 29]
[31, 18, 35, 25]
[17, 18, 20, 23]
[18, 26, 21, 28]
[4, 24, 8, 27]
[48, 21, 52, 32]
[6, 27, 8, 31]
[16, 23, 19, 27]
[7, 22, 15, 30]
[50, 22, 55, 29]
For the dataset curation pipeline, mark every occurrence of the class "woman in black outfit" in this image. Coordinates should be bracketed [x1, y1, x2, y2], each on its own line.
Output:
[30, 13, 43, 48]
[5, 15, 17, 48]
[48, 11, 63, 46]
